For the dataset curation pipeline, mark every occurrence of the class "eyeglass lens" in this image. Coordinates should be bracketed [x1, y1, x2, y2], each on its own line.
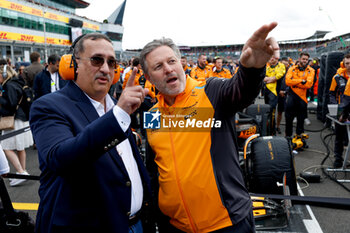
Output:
[90, 56, 116, 68]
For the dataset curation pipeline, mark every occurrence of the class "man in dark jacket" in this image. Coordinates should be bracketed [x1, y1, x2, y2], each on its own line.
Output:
[33, 54, 67, 100]
[23, 51, 44, 87]
[30, 33, 153, 233]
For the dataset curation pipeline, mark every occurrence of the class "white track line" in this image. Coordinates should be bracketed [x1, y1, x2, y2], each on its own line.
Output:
[298, 183, 323, 233]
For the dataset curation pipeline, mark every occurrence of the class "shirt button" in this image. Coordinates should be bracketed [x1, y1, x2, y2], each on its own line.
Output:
[126, 181, 131, 187]
[104, 146, 108, 151]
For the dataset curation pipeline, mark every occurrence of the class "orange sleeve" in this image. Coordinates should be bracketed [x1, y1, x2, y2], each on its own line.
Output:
[344, 78, 350, 97]
[302, 67, 315, 89]
[225, 69, 232, 79]
[329, 76, 338, 91]
[285, 67, 301, 87]
[145, 80, 156, 99]
[113, 67, 121, 83]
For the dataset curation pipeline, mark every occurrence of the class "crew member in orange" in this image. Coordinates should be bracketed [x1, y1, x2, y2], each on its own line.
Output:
[142, 22, 280, 233]
[330, 53, 350, 167]
[181, 56, 192, 75]
[208, 57, 232, 78]
[190, 54, 211, 82]
[285, 52, 314, 137]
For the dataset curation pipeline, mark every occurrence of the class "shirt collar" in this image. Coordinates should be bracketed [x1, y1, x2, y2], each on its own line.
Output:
[84, 91, 114, 117]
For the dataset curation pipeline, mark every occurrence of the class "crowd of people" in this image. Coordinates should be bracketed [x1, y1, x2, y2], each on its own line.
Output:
[0, 20, 349, 233]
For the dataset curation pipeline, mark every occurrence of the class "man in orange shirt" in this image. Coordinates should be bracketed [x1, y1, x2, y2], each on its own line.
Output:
[190, 54, 211, 82]
[181, 56, 192, 75]
[142, 22, 279, 233]
[285, 52, 315, 138]
[330, 54, 350, 167]
[208, 57, 232, 79]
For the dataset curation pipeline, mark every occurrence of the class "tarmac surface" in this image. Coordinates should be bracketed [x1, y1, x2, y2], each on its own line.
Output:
[2, 100, 350, 233]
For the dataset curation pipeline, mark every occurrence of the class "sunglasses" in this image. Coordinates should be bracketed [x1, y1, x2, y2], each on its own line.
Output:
[76, 56, 116, 69]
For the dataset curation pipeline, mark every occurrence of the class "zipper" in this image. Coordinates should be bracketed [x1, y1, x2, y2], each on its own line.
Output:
[169, 128, 198, 233]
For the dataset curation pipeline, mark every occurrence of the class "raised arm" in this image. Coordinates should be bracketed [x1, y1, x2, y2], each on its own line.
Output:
[240, 22, 280, 69]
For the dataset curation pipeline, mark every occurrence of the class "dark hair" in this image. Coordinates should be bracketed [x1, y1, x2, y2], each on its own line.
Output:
[214, 57, 223, 63]
[344, 53, 350, 60]
[73, 33, 112, 58]
[299, 52, 310, 58]
[132, 57, 140, 67]
[181, 56, 187, 60]
[48, 54, 60, 65]
[281, 56, 288, 61]
[30, 52, 41, 63]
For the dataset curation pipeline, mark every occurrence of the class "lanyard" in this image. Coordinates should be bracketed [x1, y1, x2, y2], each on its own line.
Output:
[51, 72, 59, 91]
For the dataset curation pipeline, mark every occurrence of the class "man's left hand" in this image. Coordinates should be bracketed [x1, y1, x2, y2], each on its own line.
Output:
[240, 22, 280, 69]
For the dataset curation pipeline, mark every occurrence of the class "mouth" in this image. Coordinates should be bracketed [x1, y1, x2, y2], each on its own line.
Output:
[95, 76, 110, 84]
[166, 77, 178, 84]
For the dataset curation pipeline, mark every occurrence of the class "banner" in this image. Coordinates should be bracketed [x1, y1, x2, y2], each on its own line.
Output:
[0, 31, 71, 46]
[0, 0, 100, 30]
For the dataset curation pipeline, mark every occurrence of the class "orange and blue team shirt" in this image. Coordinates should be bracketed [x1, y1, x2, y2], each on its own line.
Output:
[146, 65, 265, 232]
[285, 64, 315, 103]
[183, 65, 192, 75]
[339, 69, 350, 113]
[113, 66, 122, 83]
[122, 68, 156, 98]
[208, 67, 232, 79]
[329, 65, 349, 104]
[190, 65, 211, 82]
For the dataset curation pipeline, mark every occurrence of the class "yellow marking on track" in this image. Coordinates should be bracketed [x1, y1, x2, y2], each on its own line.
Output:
[12, 202, 39, 210]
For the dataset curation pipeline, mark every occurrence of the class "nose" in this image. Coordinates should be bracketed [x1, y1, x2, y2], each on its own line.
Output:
[99, 59, 111, 74]
[163, 63, 172, 74]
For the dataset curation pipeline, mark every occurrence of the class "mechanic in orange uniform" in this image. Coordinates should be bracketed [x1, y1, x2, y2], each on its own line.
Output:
[285, 52, 315, 137]
[181, 56, 192, 75]
[143, 22, 280, 233]
[208, 57, 232, 79]
[330, 54, 350, 167]
[190, 54, 211, 82]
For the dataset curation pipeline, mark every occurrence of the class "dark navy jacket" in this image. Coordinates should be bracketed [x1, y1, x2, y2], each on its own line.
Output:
[33, 67, 68, 100]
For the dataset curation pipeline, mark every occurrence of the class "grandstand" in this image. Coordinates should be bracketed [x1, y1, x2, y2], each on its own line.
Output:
[124, 31, 350, 62]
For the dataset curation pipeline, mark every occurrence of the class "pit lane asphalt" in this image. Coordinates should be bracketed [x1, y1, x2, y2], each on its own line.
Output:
[4, 101, 350, 233]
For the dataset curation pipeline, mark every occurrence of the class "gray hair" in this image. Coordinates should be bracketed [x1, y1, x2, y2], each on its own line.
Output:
[140, 38, 181, 75]
[73, 33, 112, 58]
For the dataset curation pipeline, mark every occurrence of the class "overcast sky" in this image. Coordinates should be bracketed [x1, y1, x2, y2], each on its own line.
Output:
[76, 0, 348, 50]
